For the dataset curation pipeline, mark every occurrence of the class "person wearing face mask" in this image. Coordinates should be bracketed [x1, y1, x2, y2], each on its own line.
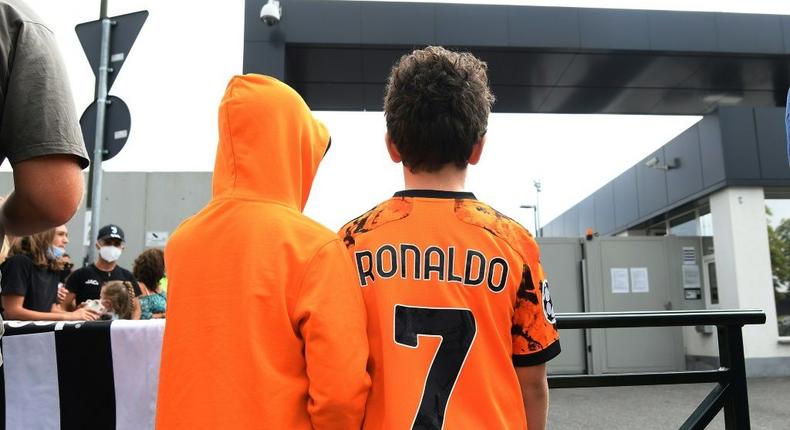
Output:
[0, 226, 99, 320]
[63, 224, 142, 319]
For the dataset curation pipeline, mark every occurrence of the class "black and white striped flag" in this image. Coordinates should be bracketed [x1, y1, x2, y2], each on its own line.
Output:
[0, 320, 164, 430]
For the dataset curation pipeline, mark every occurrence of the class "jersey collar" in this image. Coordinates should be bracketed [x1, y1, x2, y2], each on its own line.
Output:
[393, 189, 477, 200]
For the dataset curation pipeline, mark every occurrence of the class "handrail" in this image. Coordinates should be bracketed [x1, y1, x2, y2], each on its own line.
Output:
[548, 309, 766, 430]
[555, 309, 766, 329]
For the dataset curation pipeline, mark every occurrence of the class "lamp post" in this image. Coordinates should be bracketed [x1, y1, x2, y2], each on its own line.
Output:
[533, 180, 542, 237]
[519, 205, 539, 237]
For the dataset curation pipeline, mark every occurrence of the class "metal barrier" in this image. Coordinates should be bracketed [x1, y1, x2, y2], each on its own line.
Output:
[548, 309, 766, 430]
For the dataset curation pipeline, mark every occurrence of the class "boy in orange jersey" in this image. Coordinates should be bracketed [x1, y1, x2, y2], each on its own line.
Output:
[156, 75, 370, 429]
[340, 47, 560, 430]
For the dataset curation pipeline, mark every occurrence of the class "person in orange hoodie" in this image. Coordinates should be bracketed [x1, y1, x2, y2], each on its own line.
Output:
[156, 75, 370, 429]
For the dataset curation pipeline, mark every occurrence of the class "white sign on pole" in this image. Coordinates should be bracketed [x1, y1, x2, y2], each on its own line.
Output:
[145, 231, 169, 247]
[83, 210, 92, 246]
[611, 268, 630, 293]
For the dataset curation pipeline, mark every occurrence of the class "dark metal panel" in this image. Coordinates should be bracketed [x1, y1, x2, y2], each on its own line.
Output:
[479, 51, 575, 87]
[651, 89, 719, 115]
[361, 2, 435, 45]
[563, 206, 580, 237]
[435, 4, 508, 47]
[754, 107, 790, 180]
[594, 183, 616, 235]
[540, 87, 665, 114]
[243, 41, 285, 78]
[287, 47, 363, 83]
[715, 13, 784, 54]
[665, 126, 704, 204]
[290, 83, 366, 111]
[246, 1, 790, 114]
[285, 0, 362, 44]
[556, 54, 654, 87]
[679, 57, 783, 92]
[637, 150, 669, 218]
[507, 6, 580, 49]
[613, 168, 639, 230]
[626, 56, 704, 88]
[362, 49, 406, 84]
[363, 84, 385, 111]
[579, 9, 650, 50]
[556, 54, 702, 91]
[490, 85, 552, 113]
[697, 115, 726, 188]
[718, 108, 761, 180]
[578, 195, 595, 236]
[733, 90, 786, 109]
[784, 16, 790, 54]
[648, 11, 717, 52]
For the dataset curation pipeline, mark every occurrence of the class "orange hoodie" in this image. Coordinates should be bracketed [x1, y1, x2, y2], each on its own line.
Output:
[155, 75, 370, 429]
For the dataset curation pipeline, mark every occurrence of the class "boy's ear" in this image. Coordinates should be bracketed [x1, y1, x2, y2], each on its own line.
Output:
[385, 133, 402, 163]
[468, 135, 486, 166]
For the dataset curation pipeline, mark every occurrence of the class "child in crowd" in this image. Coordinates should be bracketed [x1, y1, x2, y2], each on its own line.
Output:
[100, 281, 136, 320]
[339, 46, 560, 430]
[133, 248, 166, 319]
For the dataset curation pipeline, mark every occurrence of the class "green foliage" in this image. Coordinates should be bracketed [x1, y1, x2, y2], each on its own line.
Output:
[766, 206, 790, 336]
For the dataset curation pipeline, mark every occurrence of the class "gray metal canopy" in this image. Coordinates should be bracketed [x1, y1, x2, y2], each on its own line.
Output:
[244, 0, 790, 114]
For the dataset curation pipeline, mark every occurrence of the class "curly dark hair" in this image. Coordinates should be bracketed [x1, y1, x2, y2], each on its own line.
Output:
[133, 248, 165, 293]
[384, 46, 495, 173]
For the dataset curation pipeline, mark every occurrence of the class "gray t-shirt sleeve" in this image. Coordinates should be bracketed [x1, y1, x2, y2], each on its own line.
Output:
[0, 18, 89, 168]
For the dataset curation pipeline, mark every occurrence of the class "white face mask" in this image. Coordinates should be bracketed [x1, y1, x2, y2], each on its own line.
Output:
[99, 246, 123, 262]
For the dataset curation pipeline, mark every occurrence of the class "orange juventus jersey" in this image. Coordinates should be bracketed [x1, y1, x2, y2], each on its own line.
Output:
[339, 190, 560, 430]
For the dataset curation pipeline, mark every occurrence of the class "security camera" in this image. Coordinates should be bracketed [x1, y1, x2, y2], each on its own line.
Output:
[260, 0, 281, 26]
[645, 156, 659, 168]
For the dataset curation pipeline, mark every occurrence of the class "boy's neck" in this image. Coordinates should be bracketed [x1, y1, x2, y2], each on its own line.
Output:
[402, 164, 467, 192]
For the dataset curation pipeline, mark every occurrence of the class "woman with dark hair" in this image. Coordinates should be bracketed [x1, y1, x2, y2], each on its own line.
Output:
[133, 248, 166, 319]
[1, 226, 99, 320]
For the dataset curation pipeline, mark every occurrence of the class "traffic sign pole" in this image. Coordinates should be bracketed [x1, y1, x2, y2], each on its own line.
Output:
[87, 12, 113, 264]
[77, 2, 146, 265]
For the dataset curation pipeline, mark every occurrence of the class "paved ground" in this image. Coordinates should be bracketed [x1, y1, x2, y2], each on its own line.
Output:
[548, 377, 790, 429]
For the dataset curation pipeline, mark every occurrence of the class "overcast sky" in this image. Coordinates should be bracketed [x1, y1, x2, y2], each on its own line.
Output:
[16, 0, 790, 231]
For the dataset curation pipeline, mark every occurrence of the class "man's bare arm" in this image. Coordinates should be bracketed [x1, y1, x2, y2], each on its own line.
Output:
[1, 154, 84, 236]
[517, 363, 549, 430]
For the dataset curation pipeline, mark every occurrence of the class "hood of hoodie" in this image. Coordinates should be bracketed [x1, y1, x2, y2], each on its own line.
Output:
[212, 74, 330, 211]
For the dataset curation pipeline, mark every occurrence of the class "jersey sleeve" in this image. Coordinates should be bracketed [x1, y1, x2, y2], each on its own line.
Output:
[291, 239, 370, 429]
[64, 268, 81, 293]
[0, 256, 31, 297]
[511, 253, 561, 367]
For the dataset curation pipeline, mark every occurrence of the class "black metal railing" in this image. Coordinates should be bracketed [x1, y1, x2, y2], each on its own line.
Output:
[548, 309, 766, 430]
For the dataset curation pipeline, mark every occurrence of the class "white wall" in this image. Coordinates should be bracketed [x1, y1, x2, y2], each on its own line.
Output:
[709, 187, 790, 360]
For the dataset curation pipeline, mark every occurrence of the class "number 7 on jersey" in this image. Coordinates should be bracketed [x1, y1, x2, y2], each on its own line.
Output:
[394, 305, 477, 430]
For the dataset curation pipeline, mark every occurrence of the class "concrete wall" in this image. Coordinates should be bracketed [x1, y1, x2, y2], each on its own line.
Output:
[0, 172, 212, 271]
[710, 187, 790, 376]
